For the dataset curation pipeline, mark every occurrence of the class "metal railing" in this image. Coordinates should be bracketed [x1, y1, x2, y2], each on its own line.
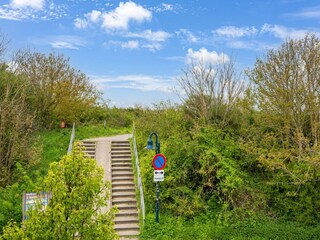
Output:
[133, 134, 146, 223]
[67, 123, 76, 154]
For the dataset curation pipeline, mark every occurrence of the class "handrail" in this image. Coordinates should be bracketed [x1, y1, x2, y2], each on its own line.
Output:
[133, 134, 146, 224]
[67, 123, 76, 154]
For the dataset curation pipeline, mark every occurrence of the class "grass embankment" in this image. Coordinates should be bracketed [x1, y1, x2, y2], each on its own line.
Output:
[140, 213, 320, 240]
[0, 124, 130, 233]
[29, 124, 131, 179]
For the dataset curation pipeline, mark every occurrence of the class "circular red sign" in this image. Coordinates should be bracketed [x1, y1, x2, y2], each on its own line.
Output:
[152, 154, 167, 170]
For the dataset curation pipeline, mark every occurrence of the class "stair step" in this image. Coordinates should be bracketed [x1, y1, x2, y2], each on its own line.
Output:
[112, 192, 136, 198]
[111, 155, 132, 158]
[112, 198, 137, 205]
[112, 187, 136, 193]
[117, 230, 140, 237]
[112, 162, 132, 167]
[112, 172, 134, 178]
[112, 179, 134, 184]
[115, 209, 138, 217]
[112, 182, 135, 187]
[116, 205, 138, 211]
[114, 223, 139, 231]
[112, 166, 133, 171]
[112, 159, 132, 164]
[114, 216, 139, 224]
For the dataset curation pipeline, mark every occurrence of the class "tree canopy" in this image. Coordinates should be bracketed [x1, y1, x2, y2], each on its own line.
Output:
[1, 144, 118, 240]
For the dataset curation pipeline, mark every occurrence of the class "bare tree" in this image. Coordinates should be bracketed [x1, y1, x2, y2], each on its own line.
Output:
[0, 67, 36, 186]
[178, 59, 245, 127]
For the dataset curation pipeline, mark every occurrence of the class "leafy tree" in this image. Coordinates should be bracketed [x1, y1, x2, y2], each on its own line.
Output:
[13, 50, 101, 126]
[248, 34, 320, 150]
[1, 144, 118, 239]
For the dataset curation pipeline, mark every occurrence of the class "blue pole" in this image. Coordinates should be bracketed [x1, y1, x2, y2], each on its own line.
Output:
[149, 132, 161, 223]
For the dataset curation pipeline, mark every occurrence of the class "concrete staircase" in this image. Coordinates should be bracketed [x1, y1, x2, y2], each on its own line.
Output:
[111, 141, 140, 238]
[79, 141, 96, 159]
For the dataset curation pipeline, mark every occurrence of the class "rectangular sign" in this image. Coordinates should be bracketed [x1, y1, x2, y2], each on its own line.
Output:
[154, 170, 164, 182]
[22, 192, 51, 221]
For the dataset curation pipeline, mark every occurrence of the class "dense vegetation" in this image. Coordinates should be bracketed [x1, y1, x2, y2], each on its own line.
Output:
[1, 32, 320, 239]
[134, 34, 320, 239]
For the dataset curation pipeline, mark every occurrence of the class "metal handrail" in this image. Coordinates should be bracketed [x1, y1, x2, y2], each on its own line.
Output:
[133, 134, 146, 223]
[67, 123, 76, 154]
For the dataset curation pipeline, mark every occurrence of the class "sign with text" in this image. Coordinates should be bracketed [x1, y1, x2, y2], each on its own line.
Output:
[154, 170, 164, 182]
[22, 192, 51, 221]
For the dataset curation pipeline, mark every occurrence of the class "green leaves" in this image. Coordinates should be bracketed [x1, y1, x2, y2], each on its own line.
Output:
[2, 145, 118, 239]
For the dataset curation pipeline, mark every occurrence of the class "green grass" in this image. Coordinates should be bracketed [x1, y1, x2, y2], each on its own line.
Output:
[140, 213, 320, 240]
[29, 124, 131, 181]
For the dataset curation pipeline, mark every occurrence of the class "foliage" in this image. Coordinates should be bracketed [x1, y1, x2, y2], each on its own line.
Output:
[0, 65, 37, 186]
[0, 124, 130, 235]
[13, 50, 101, 126]
[248, 34, 320, 150]
[178, 60, 246, 127]
[140, 213, 320, 240]
[1, 145, 118, 240]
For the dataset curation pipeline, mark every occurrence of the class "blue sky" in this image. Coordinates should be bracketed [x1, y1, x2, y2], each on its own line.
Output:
[1, 0, 320, 107]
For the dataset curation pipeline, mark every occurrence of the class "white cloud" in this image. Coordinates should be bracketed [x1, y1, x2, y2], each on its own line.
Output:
[152, 3, 178, 13]
[101, 1, 151, 30]
[74, 18, 88, 29]
[214, 26, 258, 38]
[289, 5, 320, 19]
[122, 40, 139, 49]
[176, 29, 198, 43]
[108, 40, 140, 49]
[186, 48, 229, 65]
[89, 74, 177, 93]
[261, 24, 311, 40]
[126, 29, 171, 42]
[0, 1, 67, 21]
[74, 10, 102, 29]
[48, 35, 87, 50]
[10, 0, 44, 10]
[87, 10, 101, 23]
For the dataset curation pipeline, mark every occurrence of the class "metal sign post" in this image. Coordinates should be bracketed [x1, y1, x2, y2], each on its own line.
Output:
[146, 132, 167, 223]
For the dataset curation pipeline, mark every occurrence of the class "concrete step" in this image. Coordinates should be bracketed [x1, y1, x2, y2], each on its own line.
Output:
[112, 159, 132, 164]
[111, 155, 131, 159]
[112, 166, 133, 171]
[115, 216, 139, 224]
[114, 223, 139, 231]
[112, 192, 136, 198]
[112, 181, 135, 187]
[112, 162, 132, 167]
[112, 145, 130, 149]
[112, 176, 134, 183]
[116, 204, 138, 211]
[112, 172, 134, 178]
[111, 185, 136, 193]
[117, 230, 140, 238]
[112, 197, 137, 205]
[115, 209, 139, 217]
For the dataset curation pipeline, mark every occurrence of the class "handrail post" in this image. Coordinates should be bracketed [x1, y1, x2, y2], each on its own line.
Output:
[67, 123, 76, 154]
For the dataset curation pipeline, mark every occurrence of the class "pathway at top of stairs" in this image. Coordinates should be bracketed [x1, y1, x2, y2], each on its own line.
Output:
[79, 134, 140, 240]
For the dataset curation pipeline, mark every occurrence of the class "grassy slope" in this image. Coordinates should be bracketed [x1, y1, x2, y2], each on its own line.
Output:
[140, 213, 320, 240]
[29, 124, 131, 180]
[0, 124, 130, 234]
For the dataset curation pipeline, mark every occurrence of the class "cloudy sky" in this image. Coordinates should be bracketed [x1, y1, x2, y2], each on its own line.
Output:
[1, 0, 320, 107]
